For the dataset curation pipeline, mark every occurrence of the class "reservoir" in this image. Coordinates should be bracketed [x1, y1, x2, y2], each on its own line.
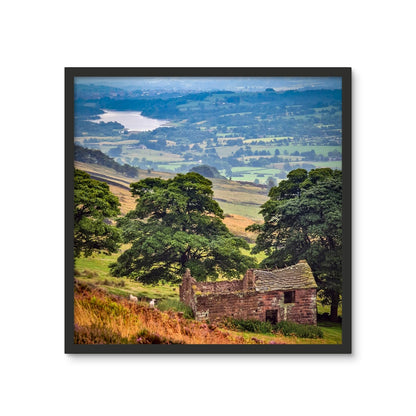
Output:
[90, 110, 170, 132]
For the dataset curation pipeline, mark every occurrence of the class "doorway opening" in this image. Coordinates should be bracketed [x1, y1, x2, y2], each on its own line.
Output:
[265, 309, 278, 325]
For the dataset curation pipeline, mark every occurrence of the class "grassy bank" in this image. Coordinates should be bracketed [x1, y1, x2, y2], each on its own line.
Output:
[74, 252, 342, 345]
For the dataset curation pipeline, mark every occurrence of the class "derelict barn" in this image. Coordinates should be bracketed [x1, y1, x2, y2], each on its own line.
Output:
[180, 260, 318, 325]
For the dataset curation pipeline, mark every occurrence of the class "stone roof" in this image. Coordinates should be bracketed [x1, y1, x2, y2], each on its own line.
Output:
[253, 260, 317, 292]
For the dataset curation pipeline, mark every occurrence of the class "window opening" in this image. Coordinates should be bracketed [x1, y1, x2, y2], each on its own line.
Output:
[284, 291, 295, 303]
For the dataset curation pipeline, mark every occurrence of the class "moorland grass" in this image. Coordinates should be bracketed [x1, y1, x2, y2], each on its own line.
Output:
[74, 280, 342, 345]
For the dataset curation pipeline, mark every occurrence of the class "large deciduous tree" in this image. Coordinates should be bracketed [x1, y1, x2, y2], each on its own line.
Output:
[248, 168, 343, 321]
[110, 172, 255, 283]
[73, 169, 121, 258]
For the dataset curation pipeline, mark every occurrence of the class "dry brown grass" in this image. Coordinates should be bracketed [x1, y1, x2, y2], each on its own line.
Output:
[74, 280, 256, 344]
[223, 214, 261, 242]
[108, 184, 137, 215]
[211, 178, 268, 205]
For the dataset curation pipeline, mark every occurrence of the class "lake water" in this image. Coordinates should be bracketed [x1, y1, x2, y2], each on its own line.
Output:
[90, 110, 169, 132]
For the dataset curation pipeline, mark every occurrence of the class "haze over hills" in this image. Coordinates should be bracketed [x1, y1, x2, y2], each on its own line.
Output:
[75, 76, 342, 93]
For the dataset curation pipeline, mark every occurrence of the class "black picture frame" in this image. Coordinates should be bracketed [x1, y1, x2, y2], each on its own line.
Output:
[65, 67, 351, 354]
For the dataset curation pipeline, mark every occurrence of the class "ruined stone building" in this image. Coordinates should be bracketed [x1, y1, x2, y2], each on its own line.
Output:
[180, 260, 318, 325]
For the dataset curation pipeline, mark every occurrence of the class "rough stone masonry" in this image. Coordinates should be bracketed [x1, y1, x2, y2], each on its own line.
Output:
[179, 260, 318, 325]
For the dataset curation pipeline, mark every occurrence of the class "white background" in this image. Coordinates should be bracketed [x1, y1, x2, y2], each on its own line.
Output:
[1, 1, 415, 415]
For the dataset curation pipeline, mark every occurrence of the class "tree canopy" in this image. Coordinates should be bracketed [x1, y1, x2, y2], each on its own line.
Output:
[73, 169, 121, 258]
[110, 172, 256, 283]
[248, 168, 343, 320]
[189, 164, 224, 179]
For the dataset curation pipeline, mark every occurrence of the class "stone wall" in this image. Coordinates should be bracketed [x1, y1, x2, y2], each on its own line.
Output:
[194, 290, 259, 321]
[284, 288, 317, 325]
[179, 269, 317, 325]
[257, 289, 317, 325]
[193, 288, 316, 325]
[194, 279, 243, 294]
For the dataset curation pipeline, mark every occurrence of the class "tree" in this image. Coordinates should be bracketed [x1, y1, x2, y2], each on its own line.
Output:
[73, 169, 121, 258]
[268, 168, 308, 199]
[266, 176, 277, 190]
[110, 172, 255, 283]
[248, 168, 342, 321]
[190, 164, 223, 179]
[108, 145, 122, 158]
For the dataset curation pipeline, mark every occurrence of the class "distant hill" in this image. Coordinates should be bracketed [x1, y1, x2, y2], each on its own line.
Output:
[74, 83, 129, 100]
[74, 145, 138, 178]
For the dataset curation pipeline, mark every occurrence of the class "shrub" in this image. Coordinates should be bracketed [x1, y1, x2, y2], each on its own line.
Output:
[156, 299, 194, 319]
[275, 321, 323, 338]
[224, 317, 274, 334]
[317, 313, 342, 323]
[114, 279, 125, 288]
[96, 277, 126, 288]
[136, 329, 185, 344]
[74, 323, 131, 344]
[223, 317, 323, 338]
[81, 269, 98, 278]
[317, 312, 330, 322]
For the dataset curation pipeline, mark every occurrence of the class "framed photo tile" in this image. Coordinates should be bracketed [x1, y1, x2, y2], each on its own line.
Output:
[65, 67, 351, 353]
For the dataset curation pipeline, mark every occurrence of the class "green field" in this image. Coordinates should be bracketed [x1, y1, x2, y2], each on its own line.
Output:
[216, 200, 263, 219]
[228, 166, 282, 183]
[240, 244, 267, 264]
[157, 161, 196, 171]
[75, 251, 179, 301]
[253, 144, 341, 156]
[308, 160, 343, 169]
[75, 132, 342, 185]
[154, 141, 343, 182]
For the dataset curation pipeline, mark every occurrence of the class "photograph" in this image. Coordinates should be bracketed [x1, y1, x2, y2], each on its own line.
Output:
[66, 68, 351, 353]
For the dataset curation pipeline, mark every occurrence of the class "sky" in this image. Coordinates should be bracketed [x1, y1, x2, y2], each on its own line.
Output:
[74, 76, 342, 92]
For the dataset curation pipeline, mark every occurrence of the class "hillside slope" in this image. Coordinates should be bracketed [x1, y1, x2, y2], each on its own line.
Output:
[74, 161, 266, 239]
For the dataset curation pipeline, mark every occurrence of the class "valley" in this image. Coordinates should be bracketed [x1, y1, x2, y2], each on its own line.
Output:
[74, 81, 342, 187]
